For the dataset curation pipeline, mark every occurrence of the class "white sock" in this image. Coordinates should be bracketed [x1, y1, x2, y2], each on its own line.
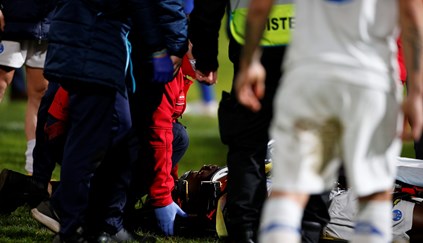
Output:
[259, 197, 303, 243]
[25, 139, 36, 174]
[351, 200, 392, 243]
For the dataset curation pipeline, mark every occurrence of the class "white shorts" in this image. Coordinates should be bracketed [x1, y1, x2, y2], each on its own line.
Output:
[270, 67, 403, 196]
[0, 40, 48, 68]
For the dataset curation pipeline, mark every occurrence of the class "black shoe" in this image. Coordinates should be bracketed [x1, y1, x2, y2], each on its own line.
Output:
[97, 228, 156, 243]
[32, 200, 60, 233]
[52, 227, 89, 243]
[226, 228, 256, 243]
[0, 169, 22, 214]
[0, 169, 49, 214]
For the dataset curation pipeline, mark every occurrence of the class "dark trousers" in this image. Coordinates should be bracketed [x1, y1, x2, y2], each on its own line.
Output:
[32, 82, 61, 187]
[51, 83, 134, 237]
[172, 121, 189, 167]
[414, 139, 423, 159]
[219, 41, 284, 239]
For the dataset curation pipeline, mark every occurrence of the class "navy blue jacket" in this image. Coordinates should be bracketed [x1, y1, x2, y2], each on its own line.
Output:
[156, 0, 188, 58]
[0, 0, 56, 41]
[44, 0, 166, 94]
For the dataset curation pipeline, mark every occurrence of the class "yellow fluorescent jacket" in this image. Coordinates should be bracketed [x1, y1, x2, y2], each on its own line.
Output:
[229, 0, 295, 47]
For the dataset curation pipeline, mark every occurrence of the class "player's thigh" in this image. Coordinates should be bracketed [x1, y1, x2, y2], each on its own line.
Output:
[342, 86, 401, 197]
[23, 40, 48, 96]
[23, 40, 47, 69]
[270, 69, 343, 193]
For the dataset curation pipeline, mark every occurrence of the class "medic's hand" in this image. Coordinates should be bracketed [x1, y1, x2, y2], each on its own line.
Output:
[154, 202, 188, 236]
[152, 49, 174, 83]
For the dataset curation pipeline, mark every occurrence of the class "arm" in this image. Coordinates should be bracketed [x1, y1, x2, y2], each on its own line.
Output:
[155, 0, 188, 76]
[156, 0, 188, 59]
[128, 0, 175, 83]
[0, 9, 4, 32]
[189, 0, 227, 84]
[234, 0, 274, 111]
[128, 0, 165, 53]
[399, 0, 423, 140]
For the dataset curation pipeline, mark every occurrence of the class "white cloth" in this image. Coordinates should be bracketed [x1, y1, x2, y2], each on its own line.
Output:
[396, 157, 423, 187]
[285, 0, 399, 91]
[0, 40, 47, 68]
[270, 67, 402, 196]
[270, 0, 403, 197]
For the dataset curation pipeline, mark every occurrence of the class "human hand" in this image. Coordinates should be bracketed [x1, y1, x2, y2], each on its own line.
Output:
[154, 202, 188, 236]
[195, 70, 217, 85]
[235, 58, 266, 112]
[152, 49, 174, 83]
[402, 92, 423, 141]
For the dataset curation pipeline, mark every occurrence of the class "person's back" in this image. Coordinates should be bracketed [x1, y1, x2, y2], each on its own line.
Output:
[287, 0, 399, 90]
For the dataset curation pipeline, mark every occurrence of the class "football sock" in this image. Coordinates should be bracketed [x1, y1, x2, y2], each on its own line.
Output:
[25, 139, 36, 174]
[351, 200, 392, 243]
[259, 197, 302, 243]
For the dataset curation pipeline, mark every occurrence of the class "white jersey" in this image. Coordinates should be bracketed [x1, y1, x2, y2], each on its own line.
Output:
[285, 0, 399, 90]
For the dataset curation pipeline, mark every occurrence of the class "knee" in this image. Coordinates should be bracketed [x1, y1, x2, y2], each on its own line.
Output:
[27, 78, 48, 99]
[0, 79, 9, 101]
[173, 122, 189, 148]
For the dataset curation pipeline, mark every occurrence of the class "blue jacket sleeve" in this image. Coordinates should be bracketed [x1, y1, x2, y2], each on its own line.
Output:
[155, 0, 188, 58]
[128, 0, 166, 53]
[188, 0, 227, 73]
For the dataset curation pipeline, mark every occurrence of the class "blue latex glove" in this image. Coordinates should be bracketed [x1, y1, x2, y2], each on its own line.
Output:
[154, 202, 188, 236]
[184, 0, 194, 15]
[152, 49, 174, 83]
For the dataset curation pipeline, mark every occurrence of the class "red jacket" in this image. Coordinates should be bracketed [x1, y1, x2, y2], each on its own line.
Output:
[143, 56, 193, 207]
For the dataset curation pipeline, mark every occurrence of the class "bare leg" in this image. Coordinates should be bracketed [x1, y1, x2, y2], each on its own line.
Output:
[24, 66, 48, 173]
[0, 67, 15, 103]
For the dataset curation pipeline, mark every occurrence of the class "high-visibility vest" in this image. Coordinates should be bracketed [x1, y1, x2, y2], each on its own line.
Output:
[229, 0, 294, 46]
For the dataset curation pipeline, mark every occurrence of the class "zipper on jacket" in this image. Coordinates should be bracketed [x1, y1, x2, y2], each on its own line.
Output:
[38, 24, 42, 44]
